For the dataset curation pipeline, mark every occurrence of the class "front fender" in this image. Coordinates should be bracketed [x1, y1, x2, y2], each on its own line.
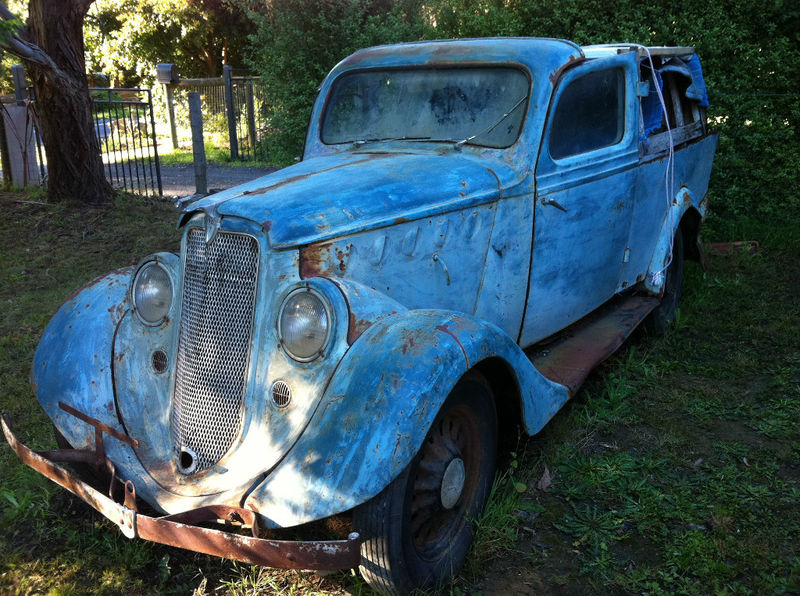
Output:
[32, 269, 133, 449]
[245, 309, 567, 527]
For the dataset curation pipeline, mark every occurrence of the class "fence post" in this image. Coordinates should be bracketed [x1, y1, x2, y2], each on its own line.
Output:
[0, 108, 11, 185]
[147, 88, 164, 196]
[246, 78, 257, 151]
[12, 65, 26, 105]
[189, 92, 207, 195]
[223, 65, 239, 160]
[165, 85, 179, 150]
[156, 64, 180, 150]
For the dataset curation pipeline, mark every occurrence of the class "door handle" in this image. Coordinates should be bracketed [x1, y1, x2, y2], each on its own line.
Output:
[541, 197, 568, 212]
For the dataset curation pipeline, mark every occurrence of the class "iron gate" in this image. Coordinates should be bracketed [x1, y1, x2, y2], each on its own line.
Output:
[91, 87, 163, 197]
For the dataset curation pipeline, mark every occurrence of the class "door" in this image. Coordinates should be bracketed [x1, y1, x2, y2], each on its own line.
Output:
[520, 53, 640, 346]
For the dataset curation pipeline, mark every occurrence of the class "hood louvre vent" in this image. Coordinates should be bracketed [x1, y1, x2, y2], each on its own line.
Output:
[171, 228, 259, 473]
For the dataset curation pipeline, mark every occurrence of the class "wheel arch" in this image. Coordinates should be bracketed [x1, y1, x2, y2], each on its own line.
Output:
[473, 356, 525, 440]
[643, 187, 706, 293]
[679, 205, 704, 263]
[244, 309, 564, 527]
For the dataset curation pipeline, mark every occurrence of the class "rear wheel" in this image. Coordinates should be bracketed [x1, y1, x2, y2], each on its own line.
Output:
[646, 229, 684, 334]
[354, 373, 497, 595]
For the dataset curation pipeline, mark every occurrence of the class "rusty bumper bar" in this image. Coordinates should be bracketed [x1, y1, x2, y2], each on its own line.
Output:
[1, 413, 361, 570]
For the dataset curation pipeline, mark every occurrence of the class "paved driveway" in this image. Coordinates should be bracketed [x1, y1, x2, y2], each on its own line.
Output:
[160, 163, 277, 198]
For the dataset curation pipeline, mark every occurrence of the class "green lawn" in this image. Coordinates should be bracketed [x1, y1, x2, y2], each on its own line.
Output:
[0, 189, 797, 594]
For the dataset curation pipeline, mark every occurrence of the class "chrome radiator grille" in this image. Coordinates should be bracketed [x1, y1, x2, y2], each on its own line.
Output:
[171, 228, 259, 473]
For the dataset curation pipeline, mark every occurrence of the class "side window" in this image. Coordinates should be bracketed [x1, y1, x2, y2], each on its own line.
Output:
[550, 68, 625, 160]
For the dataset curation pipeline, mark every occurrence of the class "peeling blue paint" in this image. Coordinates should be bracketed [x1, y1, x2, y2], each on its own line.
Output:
[26, 39, 716, 536]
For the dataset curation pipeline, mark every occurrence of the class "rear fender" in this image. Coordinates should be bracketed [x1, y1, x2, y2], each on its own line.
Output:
[643, 187, 703, 294]
[245, 309, 567, 527]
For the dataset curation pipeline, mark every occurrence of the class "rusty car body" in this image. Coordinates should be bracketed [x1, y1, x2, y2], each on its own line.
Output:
[4, 38, 716, 594]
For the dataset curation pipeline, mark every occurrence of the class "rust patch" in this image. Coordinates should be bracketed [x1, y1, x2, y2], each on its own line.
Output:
[347, 311, 373, 345]
[299, 242, 333, 279]
[392, 433, 403, 460]
[435, 324, 469, 367]
[485, 167, 502, 197]
[549, 53, 584, 85]
[335, 245, 351, 273]
[262, 220, 272, 234]
[528, 295, 658, 395]
[3, 416, 364, 569]
[708, 241, 759, 256]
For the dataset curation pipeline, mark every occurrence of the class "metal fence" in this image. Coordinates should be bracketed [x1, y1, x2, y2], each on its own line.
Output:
[163, 65, 269, 161]
[1, 65, 162, 197]
[0, 95, 46, 186]
[91, 87, 163, 197]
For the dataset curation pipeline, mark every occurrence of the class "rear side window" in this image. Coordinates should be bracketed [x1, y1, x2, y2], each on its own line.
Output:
[550, 68, 625, 159]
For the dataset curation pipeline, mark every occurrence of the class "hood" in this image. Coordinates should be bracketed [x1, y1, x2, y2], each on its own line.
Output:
[184, 150, 524, 249]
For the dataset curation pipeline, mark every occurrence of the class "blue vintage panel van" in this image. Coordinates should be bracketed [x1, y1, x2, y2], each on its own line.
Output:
[4, 38, 716, 594]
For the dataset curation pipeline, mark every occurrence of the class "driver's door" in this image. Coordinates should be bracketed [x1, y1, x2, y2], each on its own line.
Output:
[520, 52, 639, 346]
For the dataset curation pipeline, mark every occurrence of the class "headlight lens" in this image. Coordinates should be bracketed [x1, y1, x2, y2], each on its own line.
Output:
[279, 289, 330, 361]
[133, 262, 173, 324]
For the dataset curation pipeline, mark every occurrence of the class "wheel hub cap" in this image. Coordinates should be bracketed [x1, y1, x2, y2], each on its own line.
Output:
[440, 457, 466, 509]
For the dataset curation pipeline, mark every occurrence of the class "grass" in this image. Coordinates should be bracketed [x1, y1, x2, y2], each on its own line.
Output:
[158, 145, 275, 169]
[0, 188, 798, 594]
[465, 213, 800, 594]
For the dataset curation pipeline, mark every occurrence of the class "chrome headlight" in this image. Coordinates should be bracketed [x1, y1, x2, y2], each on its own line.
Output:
[278, 287, 331, 361]
[132, 261, 173, 324]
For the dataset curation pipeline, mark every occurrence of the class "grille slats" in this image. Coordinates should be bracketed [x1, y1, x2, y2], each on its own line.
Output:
[171, 228, 259, 473]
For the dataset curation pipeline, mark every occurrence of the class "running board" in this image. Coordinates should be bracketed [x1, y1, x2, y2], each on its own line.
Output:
[526, 295, 660, 396]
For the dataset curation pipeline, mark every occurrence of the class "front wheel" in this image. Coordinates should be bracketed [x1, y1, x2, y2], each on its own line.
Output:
[354, 373, 498, 595]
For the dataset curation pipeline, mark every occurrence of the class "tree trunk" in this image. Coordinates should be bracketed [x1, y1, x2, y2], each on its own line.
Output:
[25, 0, 110, 204]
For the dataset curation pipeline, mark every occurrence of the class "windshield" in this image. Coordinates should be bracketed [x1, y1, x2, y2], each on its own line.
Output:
[321, 67, 530, 148]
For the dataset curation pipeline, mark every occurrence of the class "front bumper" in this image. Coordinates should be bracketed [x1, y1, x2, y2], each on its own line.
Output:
[1, 411, 361, 570]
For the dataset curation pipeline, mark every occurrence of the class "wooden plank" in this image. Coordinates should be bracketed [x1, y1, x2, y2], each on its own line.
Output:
[645, 120, 704, 155]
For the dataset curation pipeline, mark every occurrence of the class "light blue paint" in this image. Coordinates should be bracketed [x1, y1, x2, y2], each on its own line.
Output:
[245, 310, 567, 528]
[27, 38, 717, 530]
[522, 51, 641, 345]
[33, 270, 132, 450]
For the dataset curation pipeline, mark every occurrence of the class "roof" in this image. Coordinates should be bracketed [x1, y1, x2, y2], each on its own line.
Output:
[582, 44, 696, 60]
[332, 37, 584, 75]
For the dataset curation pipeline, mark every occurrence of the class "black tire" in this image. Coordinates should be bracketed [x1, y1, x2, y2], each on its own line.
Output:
[354, 373, 498, 595]
[646, 229, 684, 334]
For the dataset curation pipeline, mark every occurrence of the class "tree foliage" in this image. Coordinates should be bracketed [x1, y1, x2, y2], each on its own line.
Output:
[1, 0, 111, 204]
[84, 0, 253, 86]
[0, 0, 26, 90]
[244, 0, 430, 164]
[244, 0, 799, 217]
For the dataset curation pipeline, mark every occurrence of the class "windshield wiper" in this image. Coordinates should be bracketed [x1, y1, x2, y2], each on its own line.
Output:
[353, 136, 431, 146]
[453, 95, 528, 150]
